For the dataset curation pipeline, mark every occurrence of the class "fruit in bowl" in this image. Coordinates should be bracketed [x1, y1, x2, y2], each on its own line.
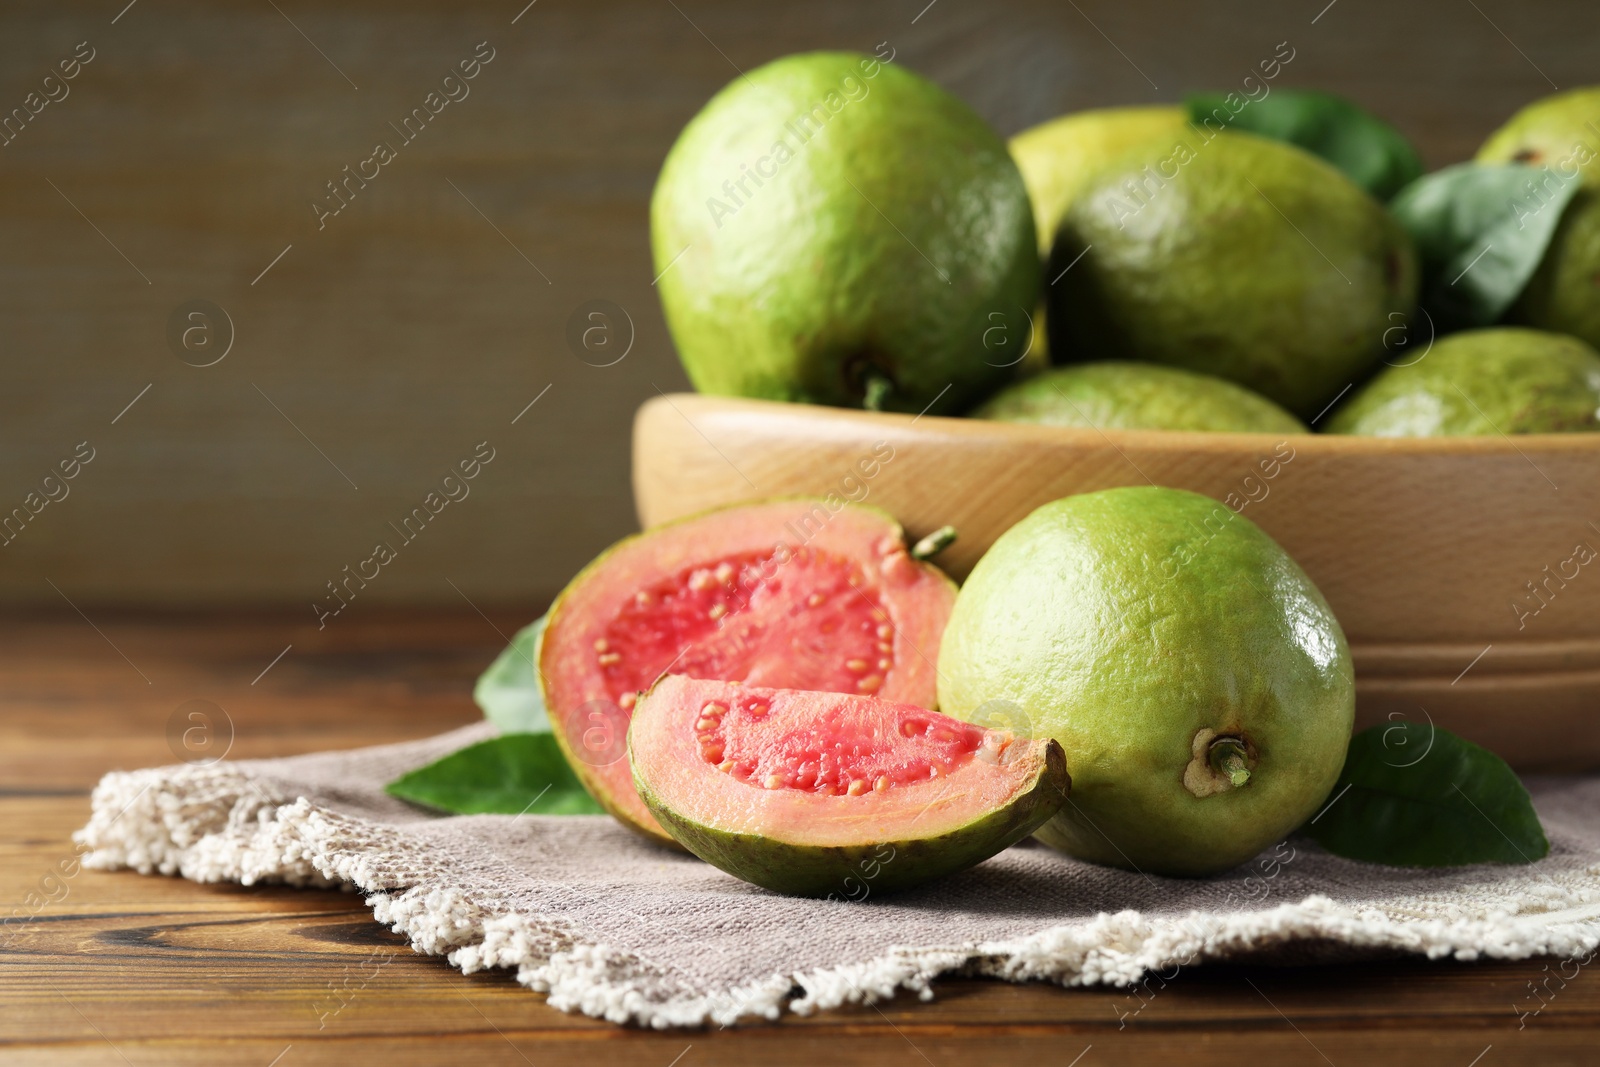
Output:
[1476, 87, 1600, 349]
[1009, 105, 1190, 259]
[651, 51, 1038, 416]
[972, 360, 1307, 433]
[1325, 327, 1600, 436]
[1046, 130, 1418, 418]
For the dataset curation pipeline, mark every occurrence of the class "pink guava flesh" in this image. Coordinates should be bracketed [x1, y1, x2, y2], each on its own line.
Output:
[690, 686, 988, 796]
[596, 546, 906, 707]
[631, 676, 1069, 894]
[540, 500, 957, 843]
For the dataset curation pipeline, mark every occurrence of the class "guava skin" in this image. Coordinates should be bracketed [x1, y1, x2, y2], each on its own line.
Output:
[937, 487, 1355, 877]
[972, 361, 1307, 433]
[1476, 87, 1600, 349]
[651, 52, 1038, 415]
[1512, 193, 1600, 348]
[635, 743, 1069, 898]
[626, 675, 1069, 897]
[1324, 327, 1600, 436]
[1009, 106, 1190, 258]
[639, 779, 1065, 898]
[1008, 107, 1190, 373]
[1047, 130, 1418, 419]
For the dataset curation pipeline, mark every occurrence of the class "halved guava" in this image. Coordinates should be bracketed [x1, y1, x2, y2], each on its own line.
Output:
[539, 499, 958, 845]
[630, 676, 1069, 896]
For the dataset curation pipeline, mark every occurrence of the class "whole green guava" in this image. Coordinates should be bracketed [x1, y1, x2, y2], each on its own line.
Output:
[651, 52, 1039, 414]
[1477, 87, 1600, 349]
[1046, 130, 1417, 418]
[971, 361, 1307, 433]
[1009, 106, 1190, 258]
[1324, 327, 1600, 435]
[1008, 107, 1190, 372]
[937, 486, 1354, 877]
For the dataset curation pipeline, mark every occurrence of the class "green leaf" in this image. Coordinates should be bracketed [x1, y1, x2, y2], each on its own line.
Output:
[386, 733, 604, 816]
[1389, 162, 1581, 330]
[473, 615, 550, 734]
[1302, 720, 1549, 867]
[1185, 89, 1423, 200]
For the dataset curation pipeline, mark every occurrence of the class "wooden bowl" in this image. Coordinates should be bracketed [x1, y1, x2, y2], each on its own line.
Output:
[633, 394, 1600, 772]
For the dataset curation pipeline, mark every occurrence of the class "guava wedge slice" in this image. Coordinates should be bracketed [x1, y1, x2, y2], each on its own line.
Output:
[539, 499, 958, 845]
[630, 676, 1070, 896]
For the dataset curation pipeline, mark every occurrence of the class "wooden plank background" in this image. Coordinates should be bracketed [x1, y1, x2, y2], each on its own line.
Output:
[0, 0, 1591, 609]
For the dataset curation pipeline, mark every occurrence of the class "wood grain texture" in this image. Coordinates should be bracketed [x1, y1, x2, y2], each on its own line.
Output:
[4, 612, 1599, 1064]
[3, 0, 1599, 608]
[634, 394, 1600, 770]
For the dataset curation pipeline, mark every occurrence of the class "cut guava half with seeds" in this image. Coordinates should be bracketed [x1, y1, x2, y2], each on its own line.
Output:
[630, 676, 1070, 896]
[539, 499, 958, 845]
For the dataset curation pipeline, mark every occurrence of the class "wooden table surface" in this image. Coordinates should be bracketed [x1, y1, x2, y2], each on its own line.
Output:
[3, 610, 1596, 1066]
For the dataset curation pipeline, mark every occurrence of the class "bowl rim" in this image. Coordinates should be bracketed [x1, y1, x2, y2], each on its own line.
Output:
[650, 393, 1600, 458]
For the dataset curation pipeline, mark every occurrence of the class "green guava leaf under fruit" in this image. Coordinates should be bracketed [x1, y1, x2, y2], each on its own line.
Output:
[1301, 721, 1548, 867]
[1389, 162, 1582, 330]
[1185, 89, 1423, 200]
[385, 733, 603, 816]
[473, 615, 550, 734]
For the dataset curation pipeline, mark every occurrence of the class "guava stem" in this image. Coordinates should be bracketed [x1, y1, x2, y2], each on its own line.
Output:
[1209, 736, 1252, 787]
[862, 371, 894, 412]
[910, 525, 959, 561]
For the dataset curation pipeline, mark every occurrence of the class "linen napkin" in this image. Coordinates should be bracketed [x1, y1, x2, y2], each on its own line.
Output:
[77, 723, 1600, 1028]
